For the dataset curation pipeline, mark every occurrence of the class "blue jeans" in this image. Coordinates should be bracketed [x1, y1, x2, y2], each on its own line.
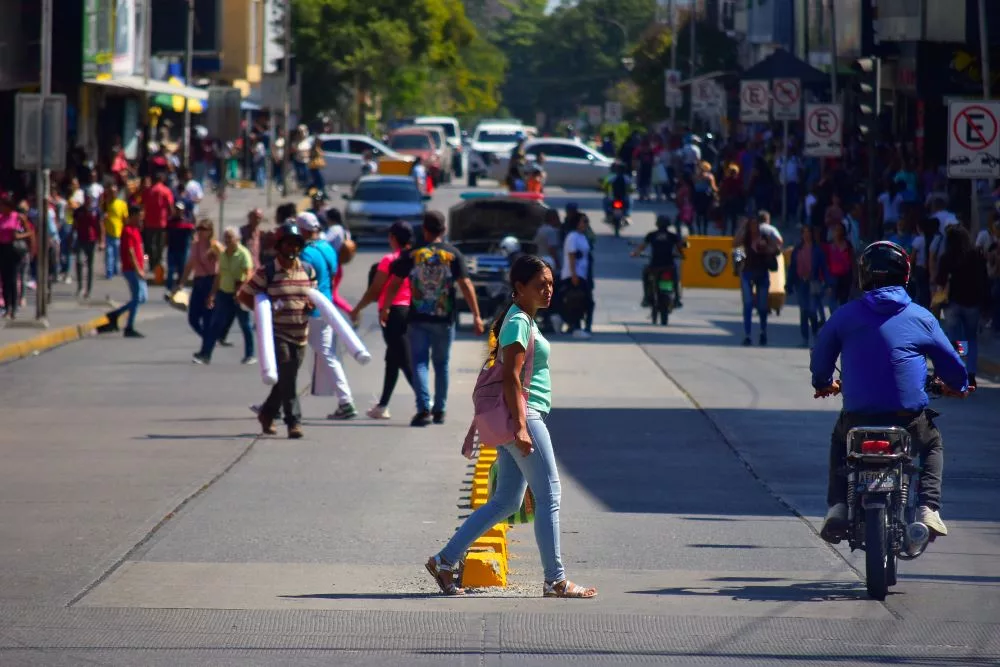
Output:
[795, 281, 820, 341]
[104, 237, 121, 278]
[188, 275, 215, 339]
[59, 223, 74, 275]
[165, 237, 191, 292]
[108, 270, 147, 330]
[439, 408, 565, 582]
[945, 304, 980, 375]
[199, 291, 254, 360]
[409, 320, 455, 414]
[740, 269, 770, 337]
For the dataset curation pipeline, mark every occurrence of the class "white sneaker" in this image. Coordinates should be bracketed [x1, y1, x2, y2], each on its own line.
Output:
[820, 503, 849, 544]
[918, 506, 948, 536]
[572, 329, 592, 340]
[367, 404, 391, 420]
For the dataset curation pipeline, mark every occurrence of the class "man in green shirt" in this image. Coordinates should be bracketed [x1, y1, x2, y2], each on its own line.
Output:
[196, 227, 255, 364]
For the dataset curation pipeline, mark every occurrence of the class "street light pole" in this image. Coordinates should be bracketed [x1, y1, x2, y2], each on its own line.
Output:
[181, 0, 195, 169]
[669, 0, 677, 127]
[281, 0, 291, 199]
[36, 0, 53, 321]
[688, 2, 696, 129]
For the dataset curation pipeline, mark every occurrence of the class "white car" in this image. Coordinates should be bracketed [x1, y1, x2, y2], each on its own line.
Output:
[489, 138, 612, 189]
[413, 116, 463, 176]
[467, 123, 527, 186]
[316, 134, 407, 185]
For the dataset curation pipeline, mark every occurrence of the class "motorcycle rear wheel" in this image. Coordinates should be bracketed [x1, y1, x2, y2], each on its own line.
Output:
[865, 506, 890, 600]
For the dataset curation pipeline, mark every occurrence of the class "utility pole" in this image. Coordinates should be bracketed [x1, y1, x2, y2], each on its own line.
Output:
[141, 0, 153, 176]
[669, 0, 677, 128]
[35, 0, 53, 321]
[688, 1, 696, 130]
[181, 0, 195, 169]
[828, 0, 838, 101]
[281, 0, 291, 198]
[973, 0, 990, 234]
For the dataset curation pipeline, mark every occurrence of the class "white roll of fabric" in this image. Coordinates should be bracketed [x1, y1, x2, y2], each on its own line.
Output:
[308, 288, 372, 365]
[254, 293, 278, 385]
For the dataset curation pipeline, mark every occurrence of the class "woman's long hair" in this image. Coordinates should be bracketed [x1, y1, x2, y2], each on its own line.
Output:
[943, 225, 973, 264]
[486, 254, 549, 361]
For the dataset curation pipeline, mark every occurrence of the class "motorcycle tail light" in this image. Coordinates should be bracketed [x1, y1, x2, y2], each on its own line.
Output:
[659, 270, 674, 280]
[861, 440, 892, 455]
[613, 200, 624, 209]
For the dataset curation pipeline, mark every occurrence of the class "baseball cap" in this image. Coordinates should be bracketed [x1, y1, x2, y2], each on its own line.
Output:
[296, 211, 321, 232]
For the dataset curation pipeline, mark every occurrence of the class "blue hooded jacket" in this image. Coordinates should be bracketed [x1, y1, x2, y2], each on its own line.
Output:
[810, 286, 968, 413]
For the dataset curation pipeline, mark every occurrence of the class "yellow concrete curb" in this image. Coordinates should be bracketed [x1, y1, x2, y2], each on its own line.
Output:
[460, 444, 511, 589]
[0, 314, 110, 365]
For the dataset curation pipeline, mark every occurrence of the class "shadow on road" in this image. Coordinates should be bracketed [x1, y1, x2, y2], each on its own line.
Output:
[629, 579, 866, 603]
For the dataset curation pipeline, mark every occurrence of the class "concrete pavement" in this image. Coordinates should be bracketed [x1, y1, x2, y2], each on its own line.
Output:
[0, 182, 997, 665]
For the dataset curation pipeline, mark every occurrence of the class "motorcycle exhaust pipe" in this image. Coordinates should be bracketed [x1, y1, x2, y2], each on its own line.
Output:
[905, 522, 930, 555]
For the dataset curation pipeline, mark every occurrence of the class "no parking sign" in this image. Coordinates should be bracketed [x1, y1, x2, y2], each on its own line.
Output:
[803, 104, 843, 157]
[947, 101, 1000, 179]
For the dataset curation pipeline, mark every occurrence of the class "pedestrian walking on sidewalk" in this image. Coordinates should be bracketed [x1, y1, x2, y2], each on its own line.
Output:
[193, 227, 255, 365]
[425, 255, 597, 599]
[380, 211, 485, 426]
[351, 221, 415, 421]
[103, 183, 128, 279]
[73, 193, 102, 300]
[97, 205, 148, 337]
[0, 193, 33, 319]
[237, 221, 317, 439]
[298, 211, 357, 420]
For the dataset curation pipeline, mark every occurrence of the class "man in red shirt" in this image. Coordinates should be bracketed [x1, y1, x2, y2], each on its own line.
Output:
[141, 172, 174, 277]
[98, 204, 148, 337]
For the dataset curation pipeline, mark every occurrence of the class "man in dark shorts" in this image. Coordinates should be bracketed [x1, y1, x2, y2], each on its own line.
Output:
[630, 214, 684, 307]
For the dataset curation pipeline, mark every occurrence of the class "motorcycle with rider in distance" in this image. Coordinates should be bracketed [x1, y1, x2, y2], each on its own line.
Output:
[814, 341, 971, 601]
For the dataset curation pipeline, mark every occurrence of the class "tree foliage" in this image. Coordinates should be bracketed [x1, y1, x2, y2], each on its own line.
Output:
[289, 0, 506, 122]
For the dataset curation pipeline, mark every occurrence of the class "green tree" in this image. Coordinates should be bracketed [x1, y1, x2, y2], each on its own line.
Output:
[629, 19, 739, 124]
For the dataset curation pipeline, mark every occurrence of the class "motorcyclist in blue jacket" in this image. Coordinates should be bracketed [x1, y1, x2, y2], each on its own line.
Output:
[811, 241, 969, 543]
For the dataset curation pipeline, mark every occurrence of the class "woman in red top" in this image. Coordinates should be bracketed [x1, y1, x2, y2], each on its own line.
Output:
[824, 221, 854, 312]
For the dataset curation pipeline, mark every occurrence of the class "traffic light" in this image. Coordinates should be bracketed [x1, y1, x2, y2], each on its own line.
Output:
[851, 57, 881, 144]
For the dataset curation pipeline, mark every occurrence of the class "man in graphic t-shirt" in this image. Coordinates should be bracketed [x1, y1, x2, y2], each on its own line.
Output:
[381, 211, 484, 427]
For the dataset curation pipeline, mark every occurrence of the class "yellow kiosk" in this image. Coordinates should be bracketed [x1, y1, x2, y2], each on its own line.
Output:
[680, 235, 787, 314]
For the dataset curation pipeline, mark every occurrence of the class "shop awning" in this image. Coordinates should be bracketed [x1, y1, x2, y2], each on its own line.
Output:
[85, 75, 208, 101]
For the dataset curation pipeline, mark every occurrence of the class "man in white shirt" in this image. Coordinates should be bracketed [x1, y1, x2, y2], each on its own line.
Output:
[85, 168, 104, 203]
[561, 214, 593, 339]
[181, 168, 204, 215]
[930, 197, 959, 260]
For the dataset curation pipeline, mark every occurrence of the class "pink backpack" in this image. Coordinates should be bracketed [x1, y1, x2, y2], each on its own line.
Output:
[462, 318, 535, 459]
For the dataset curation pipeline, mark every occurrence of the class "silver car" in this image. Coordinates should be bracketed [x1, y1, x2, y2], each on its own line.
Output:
[342, 176, 430, 241]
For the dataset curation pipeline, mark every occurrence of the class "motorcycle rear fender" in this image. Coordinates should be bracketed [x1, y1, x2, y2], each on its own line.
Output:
[860, 493, 890, 510]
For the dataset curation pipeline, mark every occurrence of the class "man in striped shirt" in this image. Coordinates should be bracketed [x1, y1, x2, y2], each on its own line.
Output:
[238, 221, 317, 439]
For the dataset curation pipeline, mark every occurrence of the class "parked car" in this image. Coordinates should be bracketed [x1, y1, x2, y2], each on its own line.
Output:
[466, 122, 526, 187]
[413, 116, 463, 177]
[400, 124, 453, 183]
[317, 134, 407, 184]
[386, 128, 443, 184]
[342, 175, 430, 241]
[489, 138, 612, 189]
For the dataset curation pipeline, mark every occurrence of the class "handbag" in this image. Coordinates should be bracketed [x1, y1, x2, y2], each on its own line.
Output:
[461, 314, 535, 458]
[487, 460, 536, 525]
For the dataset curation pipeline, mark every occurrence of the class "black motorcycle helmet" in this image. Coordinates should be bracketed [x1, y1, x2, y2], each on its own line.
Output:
[273, 221, 306, 259]
[655, 214, 671, 230]
[858, 240, 910, 291]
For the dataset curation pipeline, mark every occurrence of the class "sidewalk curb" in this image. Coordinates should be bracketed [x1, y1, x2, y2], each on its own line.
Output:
[0, 314, 110, 365]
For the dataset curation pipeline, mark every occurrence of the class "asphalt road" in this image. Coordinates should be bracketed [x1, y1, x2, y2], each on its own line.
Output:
[0, 182, 997, 666]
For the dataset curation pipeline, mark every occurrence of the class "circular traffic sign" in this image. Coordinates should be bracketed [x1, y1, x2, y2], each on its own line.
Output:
[808, 107, 839, 137]
[774, 79, 801, 107]
[952, 105, 998, 151]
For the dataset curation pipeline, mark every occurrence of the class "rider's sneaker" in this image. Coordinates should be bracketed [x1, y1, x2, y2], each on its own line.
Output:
[641, 298, 651, 308]
[918, 506, 948, 536]
[820, 503, 850, 544]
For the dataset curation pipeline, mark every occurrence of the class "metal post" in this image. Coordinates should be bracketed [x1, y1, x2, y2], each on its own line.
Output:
[35, 0, 53, 322]
[688, 3, 696, 129]
[828, 0, 838, 101]
[281, 0, 291, 198]
[141, 0, 152, 174]
[266, 112, 274, 207]
[181, 0, 195, 169]
[781, 119, 789, 228]
[973, 0, 990, 234]
[669, 0, 677, 127]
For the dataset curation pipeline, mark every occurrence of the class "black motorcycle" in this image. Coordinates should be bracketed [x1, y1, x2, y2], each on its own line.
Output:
[648, 265, 676, 326]
[606, 199, 626, 237]
[827, 341, 967, 600]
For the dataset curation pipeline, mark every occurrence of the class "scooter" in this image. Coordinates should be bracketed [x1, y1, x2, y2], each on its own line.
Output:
[606, 199, 626, 237]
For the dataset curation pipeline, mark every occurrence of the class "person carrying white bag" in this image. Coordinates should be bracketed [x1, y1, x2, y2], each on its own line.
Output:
[297, 212, 359, 420]
[237, 221, 317, 439]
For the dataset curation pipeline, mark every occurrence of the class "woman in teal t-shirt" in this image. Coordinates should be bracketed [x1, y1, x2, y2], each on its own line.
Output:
[426, 255, 597, 599]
